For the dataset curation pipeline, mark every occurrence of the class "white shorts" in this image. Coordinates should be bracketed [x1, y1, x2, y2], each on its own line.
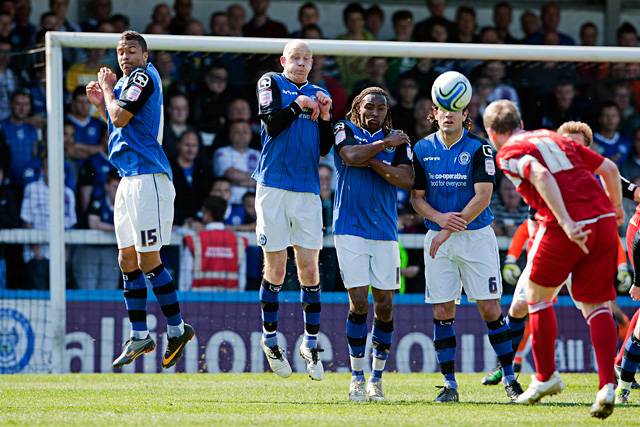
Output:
[114, 173, 175, 253]
[335, 235, 400, 290]
[513, 263, 581, 310]
[424, 225, 502, 304]
[255, 184, 323, 252]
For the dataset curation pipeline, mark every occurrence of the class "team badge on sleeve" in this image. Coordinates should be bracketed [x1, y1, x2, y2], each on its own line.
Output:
[485, 158, 496, 176]
[125, 85, 142, 101]
[259, 89, 272, 106]
[406, 145, 413, 160]
[334, 122, 346, 145]
[131, 70, 149, 87]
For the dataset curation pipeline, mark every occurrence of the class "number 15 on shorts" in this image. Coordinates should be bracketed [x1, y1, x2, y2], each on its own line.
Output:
[141, 229, 157, 247]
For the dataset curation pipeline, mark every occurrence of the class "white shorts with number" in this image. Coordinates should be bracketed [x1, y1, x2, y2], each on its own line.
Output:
[424, 225, 502, 304]
[114, 173, 175, 253]
[335, 235, 400, 290]
[255, 184, 323, 252]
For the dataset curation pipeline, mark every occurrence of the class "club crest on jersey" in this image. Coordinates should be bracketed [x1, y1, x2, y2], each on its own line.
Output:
[257, 234, 267, 246]
[131, 71, 149, 87]
[458, 151, 471, 165]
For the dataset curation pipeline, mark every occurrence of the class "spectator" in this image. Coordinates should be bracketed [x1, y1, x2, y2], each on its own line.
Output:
[291, 2, 319, 38]
[428, 18, 449, 43]
[580, 21, 598, 46]
[151, 3, 172, 32]
[81, 0, 112, 32]
[412, 97, 433, 141]
[301, 23, 342, 84]
[493, 2, 517, 44]
[50, 0, 80, 32]
[1, 91, 37, 189]
[532, 80, 583, 130]
[392, 75, 419, 136]
[66, 86, 105, 156]
[519, 10, 540, 42]
[242, 0, 287, 38]
[210, 177, 244, 226]
[20, 155, 76, 289]
[365, 4, 384, 40]
[0, 40, 17, 121]
[318, 164, 334, 234]
[483, 61, 520, 109]
[226, 4, 246, 37]
[154, 51, 177, 92]
[65, 49, 109, 94]
[617, 22, 638, 47]
[109, 13, 130, 33]
[491, 177, 528, 237]
[180, 196, 248, 291]
[337, 3, 374, 93]
[77, 129, 115, 215]
[9, 0, 36, 49]
[454, 6, 477, 43]
[413, 0, 455, 42]
[477, 26, 500, 44]
[387, 10, 416, 83]
[224, 98, 260, 149]
[621, 128, 640, 180]
[190, 63, 231, 145]
[169, 0, 193, 35]
[73, 170, 120, 290]
[163, 92, 193, 160]
[612, 83, 637, 120]
[0, 164, 18, 289]
[525, 2, 574, 45]
[593, 102, 631, 165]
[185, 18, 205, 36]
[171, 130, 212, 226]
[352, 57, 391, 99]
[210, 11, 229, 36]
[405, 58, 438, 100]
[307, 52, 347, 119]
[232, 191, 257, 232]
[214, 121, 259, 205]
[0, 12, 10, 40]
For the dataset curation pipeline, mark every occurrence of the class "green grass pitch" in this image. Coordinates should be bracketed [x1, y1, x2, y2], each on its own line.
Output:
[2, 373, 640, 426]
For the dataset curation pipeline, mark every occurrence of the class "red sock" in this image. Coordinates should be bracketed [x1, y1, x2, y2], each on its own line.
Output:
[587, 307, 617, 388]
[616, 308, 639, 366]
[528, 302, 557, 382]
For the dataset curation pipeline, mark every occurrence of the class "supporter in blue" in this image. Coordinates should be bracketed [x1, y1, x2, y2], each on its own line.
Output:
[530, 80, 585, 130]
[0, 40, 17, 122]
[0, 90, 37, 190]
[210, 177, 244, 226]
[170, 130, 212, 227]
[593, 102, 632, 166]
[77, 128, 115, 215]
[80, 0, 112, 32]
[9, 1, 36, 49]
[524, 2, 575, 45]
[413, 0, 456, 42]
[66, 86, 106, 157]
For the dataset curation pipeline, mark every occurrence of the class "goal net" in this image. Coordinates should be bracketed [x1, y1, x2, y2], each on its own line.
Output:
[0, 32, 637, 374]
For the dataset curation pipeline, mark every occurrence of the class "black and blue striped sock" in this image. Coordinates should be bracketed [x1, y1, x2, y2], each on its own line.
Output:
[122, 269, 148, 339]
[147, 264, 183, 338]
[434, 318, 457, 389]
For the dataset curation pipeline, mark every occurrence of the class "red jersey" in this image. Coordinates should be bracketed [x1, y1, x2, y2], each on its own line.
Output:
[496, 129, 613, 225]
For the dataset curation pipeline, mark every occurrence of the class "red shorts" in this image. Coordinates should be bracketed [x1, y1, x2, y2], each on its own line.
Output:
[626, 212, 640, 268]
[529, 215, 617, 303]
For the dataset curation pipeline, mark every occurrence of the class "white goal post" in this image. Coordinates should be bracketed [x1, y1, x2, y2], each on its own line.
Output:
[44, 32, 640, 373]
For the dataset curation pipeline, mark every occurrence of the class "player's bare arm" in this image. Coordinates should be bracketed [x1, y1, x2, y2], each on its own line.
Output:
[98, 67, 134, 128]
[368, 161, 414, 190]
[459, 182, 493, 224]
[527, 158, 591, 254]
[410, 189, 467, 232]
[594, 158, 624, 225]
[340, 130, 408, 166]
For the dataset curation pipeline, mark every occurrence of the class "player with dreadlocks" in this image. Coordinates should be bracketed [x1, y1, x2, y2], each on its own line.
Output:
[333, 87, 414, 401]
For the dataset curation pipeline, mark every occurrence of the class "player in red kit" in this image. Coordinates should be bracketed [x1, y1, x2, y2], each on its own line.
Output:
[483, 100, 623, 419]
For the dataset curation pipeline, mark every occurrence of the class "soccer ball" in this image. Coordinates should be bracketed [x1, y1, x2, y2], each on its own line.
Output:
[431, 71, 472, 112]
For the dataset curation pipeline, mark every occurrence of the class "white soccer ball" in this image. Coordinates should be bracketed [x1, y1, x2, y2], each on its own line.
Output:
[431, 71, 472, 112]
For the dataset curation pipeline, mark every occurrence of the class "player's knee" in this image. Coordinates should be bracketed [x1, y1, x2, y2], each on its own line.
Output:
[478, 300, 502, 322]
[350, 296, 368, 315]
[118, 251, 138, 272]
[264, 263, 286, 284]
[374, 300, 393, 322]
[297, 263, 319, 285]
[433, 303, 455, 320]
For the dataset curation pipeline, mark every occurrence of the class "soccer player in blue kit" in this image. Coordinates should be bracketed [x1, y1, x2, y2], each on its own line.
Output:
[86, 31, 194, 369]
[410, 96, 523, 402]
[333, 87, 414, 401]
[254, 40, 334, 380]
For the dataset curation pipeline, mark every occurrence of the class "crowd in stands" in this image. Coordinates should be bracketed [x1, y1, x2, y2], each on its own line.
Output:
[1, 0, 640, 292]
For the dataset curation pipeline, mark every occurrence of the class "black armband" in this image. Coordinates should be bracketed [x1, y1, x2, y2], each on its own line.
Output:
[260, 101, 302, 138]
[621, 176, 638, 201]
[319, 119, 333, 156]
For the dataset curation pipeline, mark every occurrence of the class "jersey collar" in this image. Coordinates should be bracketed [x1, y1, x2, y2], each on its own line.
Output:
[436, 128, 467, 150]
[284, 74, 309, 89]
[362, 127, 383, 138]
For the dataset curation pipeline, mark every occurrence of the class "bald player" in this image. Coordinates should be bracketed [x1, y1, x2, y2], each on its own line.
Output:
[253, 40, 334, 381]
